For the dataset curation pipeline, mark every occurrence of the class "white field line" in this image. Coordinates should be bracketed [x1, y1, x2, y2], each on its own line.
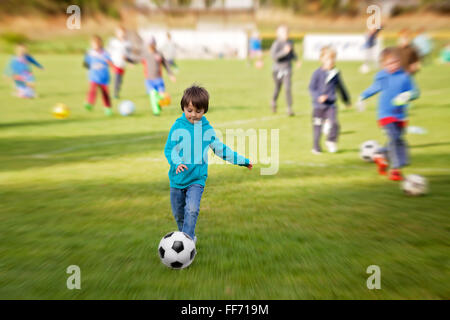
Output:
[22, 115, 286, 159]
[83, 157, 450, 173]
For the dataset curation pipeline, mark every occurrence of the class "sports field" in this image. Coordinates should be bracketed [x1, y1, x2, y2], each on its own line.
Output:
[0, 52, 449, 299]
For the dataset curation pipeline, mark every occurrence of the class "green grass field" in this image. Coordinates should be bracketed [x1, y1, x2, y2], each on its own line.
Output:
[0, 52, 449, 299]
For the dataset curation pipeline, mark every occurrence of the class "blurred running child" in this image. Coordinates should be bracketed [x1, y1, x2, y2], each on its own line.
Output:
[161, 32, 178, 72]
[357, 47, 420, 181]
[360, 25, 383, 74]
[4, 43, 43, 98]
[249, 30, 263, 68]
[141, 37, 176, 116]
[412, 27, 433, 64]
[84, 35, 113, 116]
[309, 46, 351, 154]
[270, 25, 297, 116]
[107, 26, 133, 99]
[440, 43, 450, 64]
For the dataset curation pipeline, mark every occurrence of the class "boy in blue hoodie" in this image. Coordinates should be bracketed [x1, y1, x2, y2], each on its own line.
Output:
[164, 86, 253, 242]
[357, 47, 419, 181]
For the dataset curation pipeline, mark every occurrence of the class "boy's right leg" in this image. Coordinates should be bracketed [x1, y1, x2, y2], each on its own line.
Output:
[182, 184, 204, 240]
[170, 187, 186, 232]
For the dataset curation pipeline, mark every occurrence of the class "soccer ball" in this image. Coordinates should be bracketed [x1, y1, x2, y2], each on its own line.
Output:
[159, 93, 171, 107]
[52, 103, 70, 119]
[158, 231, 196, 269]
[359, 140, 380, 162]
[402, 174, 428, 196]
[119, 100, 135, 116]
[359, 63, 370, 74]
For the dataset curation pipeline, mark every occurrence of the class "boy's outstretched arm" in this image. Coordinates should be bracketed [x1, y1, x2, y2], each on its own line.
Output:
[209, 135, 251, 168]
[360, 74, 382, 100]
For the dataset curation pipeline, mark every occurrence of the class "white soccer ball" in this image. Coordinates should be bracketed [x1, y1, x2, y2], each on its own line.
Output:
[359, 140, 380, 162]
[158, 231, 196, 269]
[402, 174, 428, 196]
[119, 100, 135, 116]
[359, 63, 370, 74]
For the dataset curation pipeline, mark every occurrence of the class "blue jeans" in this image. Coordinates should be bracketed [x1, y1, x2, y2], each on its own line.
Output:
[170, 184, 204, 239]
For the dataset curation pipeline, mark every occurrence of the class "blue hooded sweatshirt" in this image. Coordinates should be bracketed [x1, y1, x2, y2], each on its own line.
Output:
[164, 113, 250, 189]
[360, 69, 419, 122]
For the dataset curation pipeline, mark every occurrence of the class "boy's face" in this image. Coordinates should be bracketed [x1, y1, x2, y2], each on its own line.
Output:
[184, 102, 205, 124]
[321, 53, 335, 70]
[382, 55, 401, 74]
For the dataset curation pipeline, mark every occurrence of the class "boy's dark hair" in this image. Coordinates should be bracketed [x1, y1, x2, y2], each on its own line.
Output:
[180, 85, 209, 113]
[379, 47, 401, 62]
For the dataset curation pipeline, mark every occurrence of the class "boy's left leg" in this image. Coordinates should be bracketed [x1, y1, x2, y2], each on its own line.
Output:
[182, 184, 204, 240]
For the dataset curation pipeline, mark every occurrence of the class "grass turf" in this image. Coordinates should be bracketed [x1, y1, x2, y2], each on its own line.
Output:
[0, 52, 449, 299]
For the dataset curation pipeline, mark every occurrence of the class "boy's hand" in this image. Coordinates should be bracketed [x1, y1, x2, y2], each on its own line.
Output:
[318, 95, 328, 103]
[247, 162, 253, 170]
[169, 75, 176, 83]
[176, 164, 188, 174]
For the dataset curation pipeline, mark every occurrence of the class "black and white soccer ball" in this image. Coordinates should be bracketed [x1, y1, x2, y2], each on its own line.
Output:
[402, 174, 428, 196]
[158, 231, 196, 269]
[359, 140, 380, 162]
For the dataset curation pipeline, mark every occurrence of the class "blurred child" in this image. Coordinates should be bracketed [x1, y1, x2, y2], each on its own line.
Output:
[412, 27, 433, 64]
[309, 46, 351, 154]
[164, 85, 252, 242]
[439, 43, 450, 64]
[360, 25, 383, 74]
[398, 28, 412, 49]
[249, 30, 263, 68]
[83, 35, 113, 116]
[107, 26, 133, 99]
[270, 25, 297, 116]
[141, 37, 176, 116]
[357, 47, 419, 181]
[161, 32, 178, 72]
[4, 43, 43, 98]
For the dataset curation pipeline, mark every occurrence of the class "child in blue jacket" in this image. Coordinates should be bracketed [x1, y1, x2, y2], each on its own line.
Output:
[164, 85, 253, 242]
[357, 47, 419, 181]
[5, 43, 43, 98]
[83, 35, 113, 116]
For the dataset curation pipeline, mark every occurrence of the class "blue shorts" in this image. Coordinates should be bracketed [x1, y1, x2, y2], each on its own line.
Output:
[145, 78, 165, 93]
